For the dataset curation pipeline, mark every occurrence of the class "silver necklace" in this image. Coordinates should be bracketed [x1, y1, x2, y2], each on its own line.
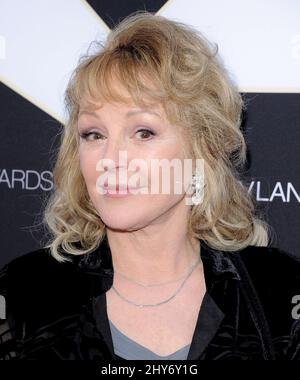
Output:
[111, 257, 201, 308]
[114, 259, 200, 287]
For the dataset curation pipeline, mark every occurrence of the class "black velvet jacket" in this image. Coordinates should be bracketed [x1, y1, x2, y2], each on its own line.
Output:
[1, 236, 300, 360]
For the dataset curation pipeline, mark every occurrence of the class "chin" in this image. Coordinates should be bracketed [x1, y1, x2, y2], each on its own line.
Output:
[97, 209, 147, 231]
[102, 219, 146, 232]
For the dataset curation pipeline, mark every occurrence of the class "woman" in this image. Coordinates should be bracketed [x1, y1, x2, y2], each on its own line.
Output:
[0, 11, 300, 360]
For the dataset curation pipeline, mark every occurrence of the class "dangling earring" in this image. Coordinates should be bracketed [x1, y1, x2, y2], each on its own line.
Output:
[190, 169, 204, 206]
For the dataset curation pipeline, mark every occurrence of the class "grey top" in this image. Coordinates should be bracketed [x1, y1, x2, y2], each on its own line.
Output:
[108, 319, 191, 360]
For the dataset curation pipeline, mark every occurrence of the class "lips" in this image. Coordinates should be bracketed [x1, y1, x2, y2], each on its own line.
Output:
[103, 184, 139, 191]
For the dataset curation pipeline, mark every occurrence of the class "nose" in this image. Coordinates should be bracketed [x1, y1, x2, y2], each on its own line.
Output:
[99, 138, 133, 189]
[102, 137, 124, 168]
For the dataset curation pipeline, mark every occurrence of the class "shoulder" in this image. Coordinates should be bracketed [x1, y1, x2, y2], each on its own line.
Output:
[0, 247, 83, 300]
[0, 246, 100, 338]
[221, 245, 300, 358]
[228, 245, 300, 285]
[225, 245, 300, 350]
[225, 245, 300, 295]
[209, 245, 299, 318]
[223, 245, 300, 324]
[236, 244, 300, 266]
[0, 244, 103, 290]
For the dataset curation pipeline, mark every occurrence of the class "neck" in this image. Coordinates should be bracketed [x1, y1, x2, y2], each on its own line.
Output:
[105, 200, 200, 284]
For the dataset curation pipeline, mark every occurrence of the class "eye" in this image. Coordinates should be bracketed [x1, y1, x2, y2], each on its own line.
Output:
[79, 131, 105, 141]
[135, 129, 156, 140]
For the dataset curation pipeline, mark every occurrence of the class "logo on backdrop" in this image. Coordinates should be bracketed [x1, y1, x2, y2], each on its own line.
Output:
[248, 181, 299, 203]
[0, 169, 53, 191]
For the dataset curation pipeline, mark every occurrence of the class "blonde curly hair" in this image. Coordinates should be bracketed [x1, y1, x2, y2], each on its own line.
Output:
[42, 10, 272, 262]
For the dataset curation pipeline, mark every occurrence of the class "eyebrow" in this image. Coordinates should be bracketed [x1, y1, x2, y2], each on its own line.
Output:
[78, 109, 161, 119]
[126, 109, 161, 118]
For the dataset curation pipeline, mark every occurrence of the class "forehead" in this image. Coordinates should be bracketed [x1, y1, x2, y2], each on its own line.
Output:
[78, 90, 167, 121]
[79, 91, 165, 114]
[78, 105, 163, 120]
[78, 67, 167, 112]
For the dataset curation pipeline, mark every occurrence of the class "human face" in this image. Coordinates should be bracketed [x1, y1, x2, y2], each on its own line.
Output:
[77, 94, 193, 232]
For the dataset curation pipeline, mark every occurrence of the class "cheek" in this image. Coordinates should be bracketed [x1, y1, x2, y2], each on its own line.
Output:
[143, 140, 185, 175]
[148, 137, 184, 159]
[79, 148, 99, 183]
